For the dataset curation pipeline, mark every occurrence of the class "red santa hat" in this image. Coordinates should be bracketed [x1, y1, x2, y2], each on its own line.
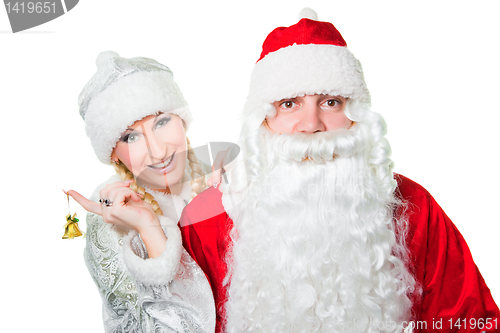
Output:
[242, 8, 370, 129]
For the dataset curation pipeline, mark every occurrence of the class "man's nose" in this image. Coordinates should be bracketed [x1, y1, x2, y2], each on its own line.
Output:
[297, 102, 326, 133]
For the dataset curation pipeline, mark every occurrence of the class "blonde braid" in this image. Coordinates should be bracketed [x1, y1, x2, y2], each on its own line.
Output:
[113, 162, 164, 216]
[186, 136, 207, 199]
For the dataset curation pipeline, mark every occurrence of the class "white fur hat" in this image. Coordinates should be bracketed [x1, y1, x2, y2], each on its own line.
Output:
[242, 8, 370, 130]
[78, 51, 193, 164]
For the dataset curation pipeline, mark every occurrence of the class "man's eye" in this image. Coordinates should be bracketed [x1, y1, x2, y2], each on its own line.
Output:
[325, 99, 339, 107]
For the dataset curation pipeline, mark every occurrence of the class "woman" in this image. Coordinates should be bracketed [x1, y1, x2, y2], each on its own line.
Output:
[67, 51, 215, 332]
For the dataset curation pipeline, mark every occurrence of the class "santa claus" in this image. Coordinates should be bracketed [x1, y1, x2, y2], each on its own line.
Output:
[180, 8, 499, 333]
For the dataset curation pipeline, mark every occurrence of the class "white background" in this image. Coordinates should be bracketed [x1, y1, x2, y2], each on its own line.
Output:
[0, 0, 498, 331]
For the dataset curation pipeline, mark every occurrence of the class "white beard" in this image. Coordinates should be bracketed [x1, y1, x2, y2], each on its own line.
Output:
[223, 119, 415, 333]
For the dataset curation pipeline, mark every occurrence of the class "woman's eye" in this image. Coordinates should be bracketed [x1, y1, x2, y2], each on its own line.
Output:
[121, 132, 140, 144]
[155, 117, 171, 129]
[127, 133, 139, 143]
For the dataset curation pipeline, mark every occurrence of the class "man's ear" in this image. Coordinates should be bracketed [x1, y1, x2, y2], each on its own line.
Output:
[262, 118, 272, 131]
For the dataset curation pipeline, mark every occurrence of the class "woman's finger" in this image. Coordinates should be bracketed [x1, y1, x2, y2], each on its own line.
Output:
[108, 179, 135, 189]
[107, 186, 141, 204]
[101, 187, 148, 227]
[211, 149, 229, 188]
[211, 147, 234, 188]
[212, 149, 228, 173]
[208, 169, 221, 188]
[67, 190, 102, 215]
[100, 180, 134, 200]
[101, 186, 133, 222]
[207, 165, 214, 187]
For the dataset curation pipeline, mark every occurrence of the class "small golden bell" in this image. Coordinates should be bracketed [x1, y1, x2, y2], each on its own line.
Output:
[62, 213, 83, 239]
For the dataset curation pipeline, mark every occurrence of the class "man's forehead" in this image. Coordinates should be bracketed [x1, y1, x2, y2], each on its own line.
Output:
[273, 93, 348, 102]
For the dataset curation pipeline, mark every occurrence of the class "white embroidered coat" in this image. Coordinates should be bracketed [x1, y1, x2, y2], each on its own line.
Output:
[84, 174, 215, 332]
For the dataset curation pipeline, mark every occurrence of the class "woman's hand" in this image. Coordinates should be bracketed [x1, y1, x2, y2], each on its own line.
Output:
[67, 180, 156, 232]
[66, 180, 167, 258]
[207, 146, 235, 189]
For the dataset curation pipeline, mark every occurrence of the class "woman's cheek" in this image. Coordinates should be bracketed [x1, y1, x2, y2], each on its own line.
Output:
[173, 150, 187, 183]
[120, 144, 141, 174]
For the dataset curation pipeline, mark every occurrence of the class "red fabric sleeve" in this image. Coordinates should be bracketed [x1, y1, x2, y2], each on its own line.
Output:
[179, 187, 232, 333]
[396, 174, 499, 333]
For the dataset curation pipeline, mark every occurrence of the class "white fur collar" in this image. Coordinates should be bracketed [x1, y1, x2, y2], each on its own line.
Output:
[146, 179, 191, 223]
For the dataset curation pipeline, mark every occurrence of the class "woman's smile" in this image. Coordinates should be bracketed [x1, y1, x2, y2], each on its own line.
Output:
[147, 151, 176, 175]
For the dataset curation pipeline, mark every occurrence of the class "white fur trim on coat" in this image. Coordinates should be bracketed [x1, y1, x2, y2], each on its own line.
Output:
[85, 70, 193, 164]
[148, 180, 192, 222]
[122, 215, 182, 286]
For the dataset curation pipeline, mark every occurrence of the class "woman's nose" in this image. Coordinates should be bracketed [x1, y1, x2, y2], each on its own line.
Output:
[144, 132, 168, 162]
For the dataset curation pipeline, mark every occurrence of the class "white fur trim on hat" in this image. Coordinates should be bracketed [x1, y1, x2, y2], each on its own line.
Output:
[244, 44, 370, 124]
[85, 70, 192, 164]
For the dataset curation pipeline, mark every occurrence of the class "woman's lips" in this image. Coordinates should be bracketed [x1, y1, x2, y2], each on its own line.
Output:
[147, 152, 176, 175]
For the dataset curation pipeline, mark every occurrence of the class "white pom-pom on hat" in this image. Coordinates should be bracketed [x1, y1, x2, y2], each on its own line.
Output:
[299, 7, 318, 21]
[96, 51, 120, 69]
[262, 102, 276, 117]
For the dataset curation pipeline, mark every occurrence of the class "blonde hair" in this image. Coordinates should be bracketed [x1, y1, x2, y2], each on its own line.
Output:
[113, 136, 207, 216]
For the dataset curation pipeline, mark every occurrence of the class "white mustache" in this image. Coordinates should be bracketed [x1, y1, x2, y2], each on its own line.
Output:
[264, 125, 366, 163]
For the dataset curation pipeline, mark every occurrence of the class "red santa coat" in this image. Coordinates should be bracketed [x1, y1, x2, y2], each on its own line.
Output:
[180, 175, 500, 332]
